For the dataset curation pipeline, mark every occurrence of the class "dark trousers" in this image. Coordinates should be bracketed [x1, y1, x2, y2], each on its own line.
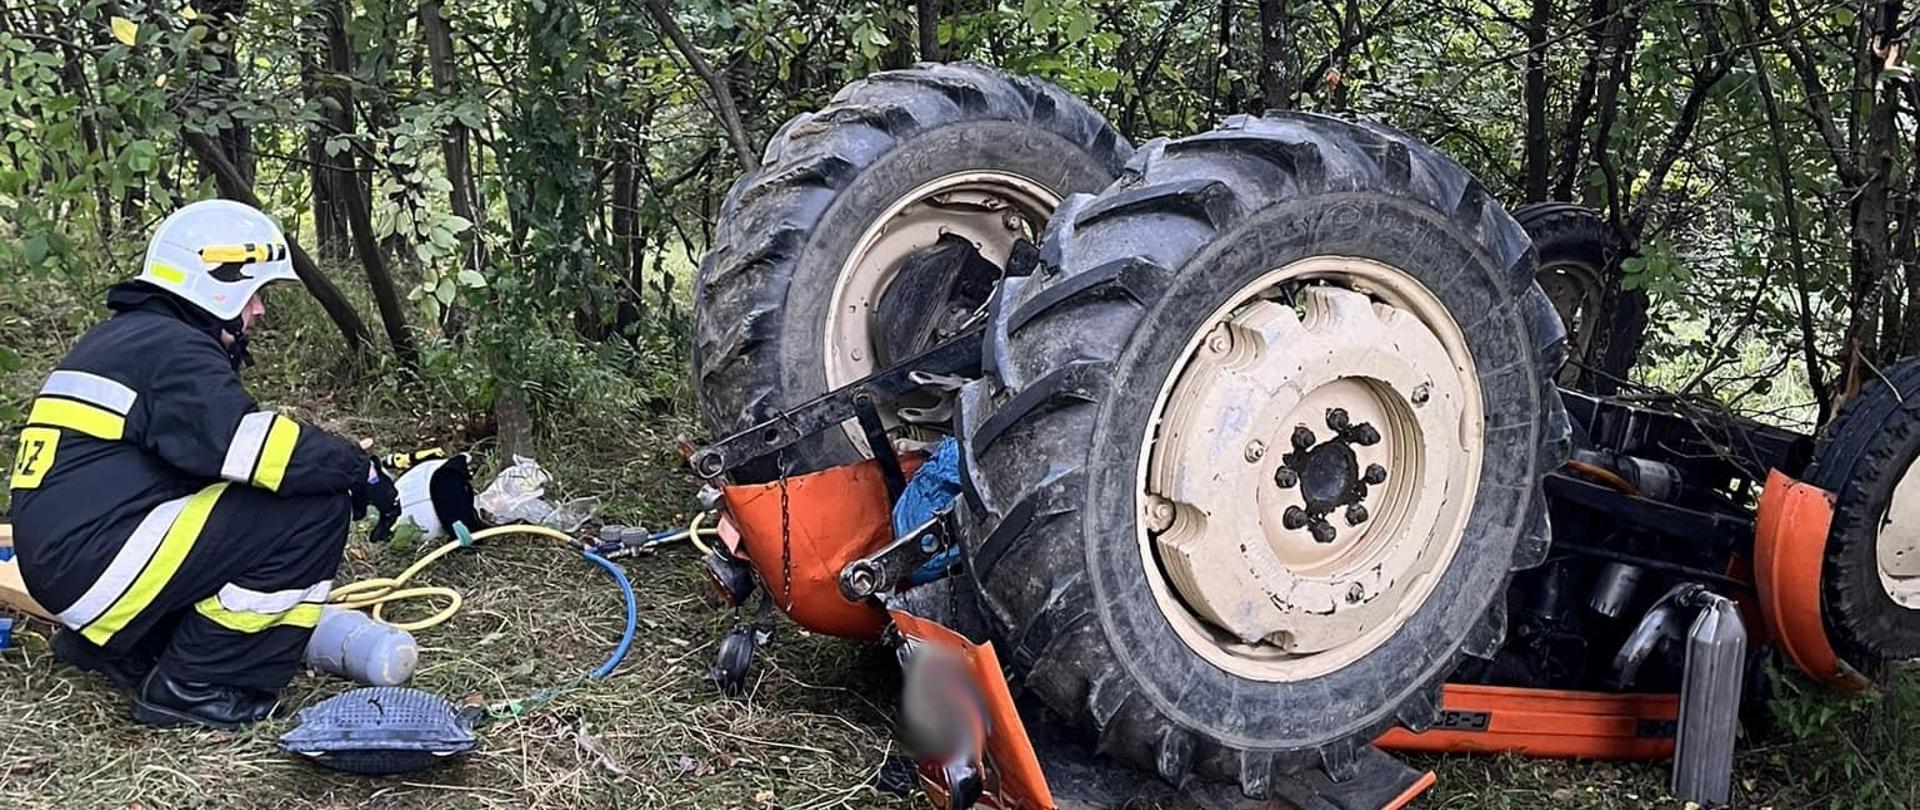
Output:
[52, 485, 349, 691]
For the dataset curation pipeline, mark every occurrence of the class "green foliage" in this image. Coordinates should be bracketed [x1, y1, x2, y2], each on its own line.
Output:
[4, 0, 1913, 438]
[1757, 666, 1920, 809]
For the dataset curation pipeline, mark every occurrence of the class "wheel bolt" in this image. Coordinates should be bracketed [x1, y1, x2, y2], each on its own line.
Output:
[1204, 325, 1232, 355]
[1352, 424, 1381, 446]
[1346, 583, 1365, 604]
[1411, 384, 1431, 406]
[1364, 464, 1388, 485]
[1309, 521, 1337, 544]
[1345, 504, 1369, 526]
[1146, 496, 1176, 532]
[1291, 426, 1316, 451]
[1245, 440, 1267, 463]
[1282, 506, 1308, 529]
[1326, 408, 1350, 430]
[1273, 466, 1299, 488]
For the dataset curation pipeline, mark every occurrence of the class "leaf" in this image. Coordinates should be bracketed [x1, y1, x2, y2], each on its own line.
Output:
[434, 277, 456, 305]
[457, 269, 488, 288]
[110, 16, 138, 46]
[180, 4, 198, 20]
[23, 233, 47, 265]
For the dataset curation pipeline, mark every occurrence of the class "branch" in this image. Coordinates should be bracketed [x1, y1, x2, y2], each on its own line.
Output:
[641, 0, 757, 173]
[181, 129, 371, 356]
[1746, 0, 1835, 422]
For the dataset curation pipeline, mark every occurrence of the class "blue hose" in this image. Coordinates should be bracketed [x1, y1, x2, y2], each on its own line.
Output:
[580, 548, 637, 680]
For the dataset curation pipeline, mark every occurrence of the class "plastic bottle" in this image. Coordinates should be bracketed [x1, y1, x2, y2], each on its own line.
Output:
[304, 607, 418, 686]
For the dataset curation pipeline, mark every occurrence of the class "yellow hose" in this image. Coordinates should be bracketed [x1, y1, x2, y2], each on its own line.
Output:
[686, 511, 715, 556]
[329, 524, 580, 632]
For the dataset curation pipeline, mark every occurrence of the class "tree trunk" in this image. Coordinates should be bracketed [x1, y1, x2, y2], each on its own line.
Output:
[1210, 0, 1237, 118]
[1258, 0, 1289, 111]
[917, 0, 939, 62]
[1523, 0, 1552, 201]
[317, 0, 359, 257]
[420, 0, 484, 276]
[200, 0, 255, 189]
[1838, 0, 1904, 397]
[341, 150, 421, 373]
[642, 0, 758, 172]
[182, 130, 370, 356]
[1552, 0, 1609, 201]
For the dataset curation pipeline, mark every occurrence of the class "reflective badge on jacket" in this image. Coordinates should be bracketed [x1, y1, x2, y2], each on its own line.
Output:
[10, 427, 58, 489]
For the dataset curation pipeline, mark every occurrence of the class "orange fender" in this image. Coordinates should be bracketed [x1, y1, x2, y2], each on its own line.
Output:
[1752, 470, 1871, 692]
[719, 457, 922, 640]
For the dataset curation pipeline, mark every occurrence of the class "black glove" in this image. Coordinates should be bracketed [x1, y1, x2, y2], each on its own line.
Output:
[349, 459, 402, 543]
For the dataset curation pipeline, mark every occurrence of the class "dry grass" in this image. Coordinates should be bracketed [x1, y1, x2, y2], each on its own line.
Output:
[2, 290, 1916, 810]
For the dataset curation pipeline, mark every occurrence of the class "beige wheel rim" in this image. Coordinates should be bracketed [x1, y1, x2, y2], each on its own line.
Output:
[824, 172, 1060, 449]
[1538, 260, 1602, 384]
[1138, 256, 1485, 681]
[1878, 460, 1920, 608]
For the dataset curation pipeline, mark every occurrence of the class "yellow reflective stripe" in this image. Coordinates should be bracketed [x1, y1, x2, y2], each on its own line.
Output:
[254, 416, 300, 492]
[149, 262, 187, 284]
[81, 483, 229, 646]
[192, 598, 324, 634]
[28, 397, 125, 441]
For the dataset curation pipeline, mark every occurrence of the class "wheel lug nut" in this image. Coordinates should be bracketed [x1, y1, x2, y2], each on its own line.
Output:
[1345, 504, 1369, 526]
[1309, 521, 1337, 544]
[1352, 424, 1381, 446]
[1411, 384, 1431, 406]
[1273, 466, 1299, 488]
[1364, 464, 1388, 484]
[1282, 506, 1308, 529]
[1346, 583, 1365, 604]
[1245, 440, 1267, 463]
[1326, 408, 1350, 430]
[1291, 426, 1316, 450]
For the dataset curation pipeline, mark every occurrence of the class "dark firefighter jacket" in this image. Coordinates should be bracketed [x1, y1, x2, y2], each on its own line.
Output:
[8, 282, 365, 644]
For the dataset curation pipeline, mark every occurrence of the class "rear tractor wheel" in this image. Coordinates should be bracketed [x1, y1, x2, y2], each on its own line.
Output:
[692, 63, 1131, 480]
[958, 113, 1571, 794]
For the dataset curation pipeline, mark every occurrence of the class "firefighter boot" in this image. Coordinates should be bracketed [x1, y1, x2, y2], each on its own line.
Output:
[50, 629, 153, 691]
[129, 669, 278, 730]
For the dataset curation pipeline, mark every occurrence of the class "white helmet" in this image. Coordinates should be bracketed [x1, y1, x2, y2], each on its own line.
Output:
[139, 199, 299, 321]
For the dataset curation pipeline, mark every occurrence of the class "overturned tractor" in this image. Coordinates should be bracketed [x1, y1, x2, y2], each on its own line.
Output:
[686, 63, 1920, 809]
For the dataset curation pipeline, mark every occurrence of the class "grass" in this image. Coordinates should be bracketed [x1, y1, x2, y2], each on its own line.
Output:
[2, 284, 1917, 809]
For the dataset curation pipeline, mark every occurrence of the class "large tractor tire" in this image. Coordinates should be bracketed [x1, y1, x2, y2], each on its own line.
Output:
[1513, 203, 1627, 387]
[693, 63, 1131, 480]
[1806, 356, 1920, 667]
[956, 113, 1570, 794]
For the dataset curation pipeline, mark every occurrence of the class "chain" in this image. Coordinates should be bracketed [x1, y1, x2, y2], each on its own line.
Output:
[777, 447, 793, 611]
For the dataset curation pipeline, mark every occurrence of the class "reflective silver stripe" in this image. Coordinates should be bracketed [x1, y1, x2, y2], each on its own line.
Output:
[212, 580, 332, 615]
[41, 370, 137, 415]
[220, 411, 276, 483]
[57, 495, 190, 630]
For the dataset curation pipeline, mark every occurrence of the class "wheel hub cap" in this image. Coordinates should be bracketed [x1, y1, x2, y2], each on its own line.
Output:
[1142, 257, 1483, 679]
[1879, 460, 1920, 607]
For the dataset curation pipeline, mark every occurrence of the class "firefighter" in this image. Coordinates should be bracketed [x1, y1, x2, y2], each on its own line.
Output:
[7, 200, 401, 729]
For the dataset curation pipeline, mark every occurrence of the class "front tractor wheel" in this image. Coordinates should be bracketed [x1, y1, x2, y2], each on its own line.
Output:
[1807, 356, 1920, 667]
[958, 113, 1570, 795]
